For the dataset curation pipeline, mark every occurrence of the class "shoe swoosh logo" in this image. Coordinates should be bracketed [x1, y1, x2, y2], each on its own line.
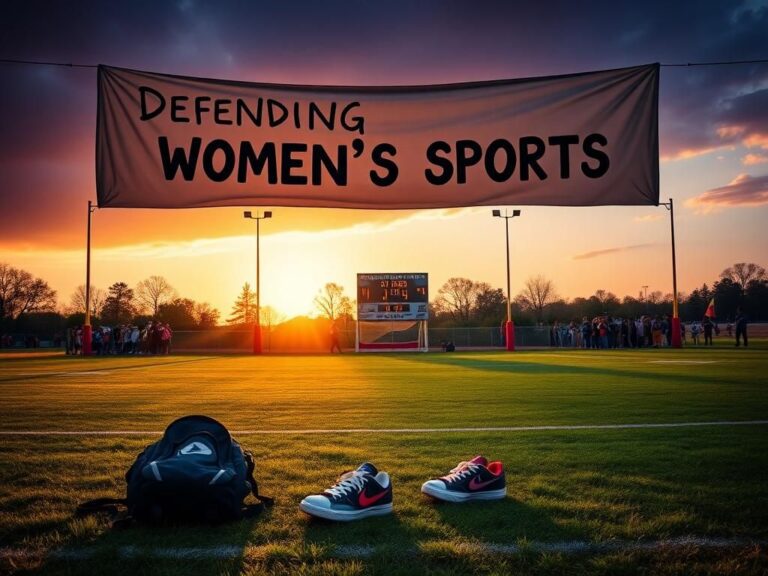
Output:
[358, 489, 388, 507]
[468, 476, 499, 491]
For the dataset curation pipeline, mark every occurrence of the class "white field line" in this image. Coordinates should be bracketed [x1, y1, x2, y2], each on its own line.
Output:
[0, 420, 767, 436]
[16, 371, 114, 377]
[648, 360, 718, 364]
[1, 537, 764, 561]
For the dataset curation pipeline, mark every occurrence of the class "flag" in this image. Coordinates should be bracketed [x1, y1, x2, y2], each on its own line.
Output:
[704, 298, 715, 318]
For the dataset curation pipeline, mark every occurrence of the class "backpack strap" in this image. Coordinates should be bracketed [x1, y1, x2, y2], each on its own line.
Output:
[244, 451, 274, 507]
[76, 497, 134, 528]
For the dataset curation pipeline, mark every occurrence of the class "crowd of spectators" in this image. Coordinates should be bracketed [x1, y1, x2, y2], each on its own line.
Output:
[549, 315, 719, 348]
[65, 321, 173, 355]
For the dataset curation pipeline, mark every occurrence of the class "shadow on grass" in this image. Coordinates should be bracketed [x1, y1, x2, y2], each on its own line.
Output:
[301, 508, 416, 554]
[427, 494, 583, 543]
[0, 356, 221, 383]
[386, 354, 745, 387]
[17, 511, 268, 576]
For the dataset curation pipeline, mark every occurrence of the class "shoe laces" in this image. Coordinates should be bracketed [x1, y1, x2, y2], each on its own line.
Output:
[325, 471, 368, 497]
[444, 462, 479, 482]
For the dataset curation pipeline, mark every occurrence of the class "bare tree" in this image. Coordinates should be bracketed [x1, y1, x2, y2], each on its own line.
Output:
[314, 283, 352, 320]
[720, 262, 766, 294]
[136, 275, 177, 316]
[516, 275, 558, 321]
[68, 285, 106, 317]
[260, 305, 286, 330]
[434, 277, 478, 323]
[0, 263, 57, 322]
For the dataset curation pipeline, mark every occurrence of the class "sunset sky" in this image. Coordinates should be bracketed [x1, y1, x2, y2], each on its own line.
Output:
[1, 1, 767, 320]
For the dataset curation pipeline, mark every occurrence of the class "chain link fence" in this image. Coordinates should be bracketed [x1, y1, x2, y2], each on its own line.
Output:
[168, 325, 552, 352]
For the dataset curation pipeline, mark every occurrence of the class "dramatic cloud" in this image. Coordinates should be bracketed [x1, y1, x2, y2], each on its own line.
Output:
[2, 0, 768, 247]
[573, 243, 659, 260]
[743, 153, 768, 165]
[687, 173, 768, 212]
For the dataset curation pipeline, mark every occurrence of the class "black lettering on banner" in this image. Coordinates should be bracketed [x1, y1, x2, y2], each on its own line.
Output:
[456, 140, 482, 184]
[158, 136, 201, 181]
[268, 99, 288, 127]
[485, 139, 516, 182]
[282, 143, 308, 185]
[340, 102, 364, 135]
[312, 144, 347, 185]
[202, 139, 236, 182]
[214, 99, 232, 125]
[581, 133, 610, 178]
[236, 98, 261, 126]
[140, 86, 165, 121]
[308, 101, 335, 131]
[425, 141, 453, 185]
[370, 143, 398, 186]
[195, 96, 211, 125]
[170, 96, 189, 123]
[519, 136, 548, 181]
[548, 135, 579, 178]
[238, 142, 277, 184]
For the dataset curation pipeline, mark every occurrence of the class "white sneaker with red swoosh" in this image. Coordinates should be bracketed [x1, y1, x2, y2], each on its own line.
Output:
[300, 463, 393, 521]
[421, 456, 506, 502]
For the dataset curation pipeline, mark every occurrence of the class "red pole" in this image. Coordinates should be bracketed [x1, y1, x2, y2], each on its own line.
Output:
[505, 215, 515, 351]
[253, 216, 262, 354]
[82, 201, 93, 355]
[668, 198, 682, 348]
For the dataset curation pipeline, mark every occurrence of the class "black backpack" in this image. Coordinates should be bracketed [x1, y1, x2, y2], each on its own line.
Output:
[78, 415, 272, 525]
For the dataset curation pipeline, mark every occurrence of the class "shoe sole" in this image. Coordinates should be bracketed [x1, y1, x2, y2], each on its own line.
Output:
[299, 500, 393, 521]
[421, 483, 506, 503]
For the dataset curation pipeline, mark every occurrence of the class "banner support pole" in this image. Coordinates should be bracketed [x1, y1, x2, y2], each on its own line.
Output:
[82, 201, 95, 355]
[661, 198, 682, 348]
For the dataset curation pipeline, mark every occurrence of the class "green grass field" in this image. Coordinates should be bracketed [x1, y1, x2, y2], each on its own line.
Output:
[1, 344, 767, 575]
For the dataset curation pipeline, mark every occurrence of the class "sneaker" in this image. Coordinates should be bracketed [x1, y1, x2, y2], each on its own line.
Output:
[300, 463, 393, 521]
[421, 456, 506, 502]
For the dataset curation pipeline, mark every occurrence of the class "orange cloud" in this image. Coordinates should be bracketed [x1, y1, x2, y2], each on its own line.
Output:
[660, 145, 731, 162]
[686, 173, 768, 213]
[716, 125, 746, 139]
[742, 153, 768, 166]
[743, 133, 768, 150]
[633, 214, 664, 223]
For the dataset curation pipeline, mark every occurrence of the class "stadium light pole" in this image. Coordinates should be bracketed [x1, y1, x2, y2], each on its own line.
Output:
[243, 210, 272, 354]
[82, 200, 96, 356]
[660, 198, 682, 348]
[492, 209, 521, 351]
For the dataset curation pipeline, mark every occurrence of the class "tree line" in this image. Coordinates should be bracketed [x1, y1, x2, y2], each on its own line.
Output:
[1, 261, 765, 342]
[429, 262, 767, 326]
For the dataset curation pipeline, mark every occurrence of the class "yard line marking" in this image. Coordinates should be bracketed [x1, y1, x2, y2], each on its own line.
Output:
[1, 537, 765, 561]
[648, 360, 718, 364]
[1, 420, 767, 436]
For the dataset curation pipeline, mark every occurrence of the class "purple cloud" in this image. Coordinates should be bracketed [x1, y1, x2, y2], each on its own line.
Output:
[573, 243, 659, 260]
[687, 173, 768, 210]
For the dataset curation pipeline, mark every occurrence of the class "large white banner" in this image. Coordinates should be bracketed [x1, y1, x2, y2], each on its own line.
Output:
[97, 64, 659, 209]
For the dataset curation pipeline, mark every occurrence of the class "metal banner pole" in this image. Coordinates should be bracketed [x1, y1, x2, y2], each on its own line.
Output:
[82, 201, 94, 355]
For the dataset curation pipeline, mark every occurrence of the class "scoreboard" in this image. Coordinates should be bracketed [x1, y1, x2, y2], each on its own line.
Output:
[357, 273, 428, 321]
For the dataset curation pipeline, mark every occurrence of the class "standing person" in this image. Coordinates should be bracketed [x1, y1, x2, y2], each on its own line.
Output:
[581, 317, 591, 349]
[329, 321, 342, 353]
[734, 308, 748, 347]
[651, 316, 663, 348]
[691, 322, 700, 345]
[702, 316, 714, 346]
